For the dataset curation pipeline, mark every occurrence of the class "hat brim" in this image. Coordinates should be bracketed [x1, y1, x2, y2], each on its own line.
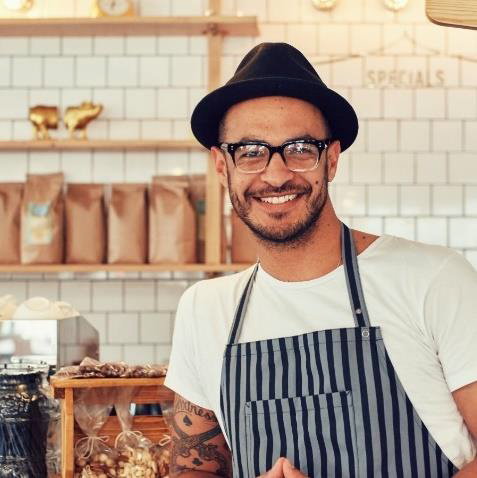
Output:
[191, 77, 358, 151]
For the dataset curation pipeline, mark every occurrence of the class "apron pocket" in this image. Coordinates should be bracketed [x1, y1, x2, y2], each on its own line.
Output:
[245, 391, 358, 478]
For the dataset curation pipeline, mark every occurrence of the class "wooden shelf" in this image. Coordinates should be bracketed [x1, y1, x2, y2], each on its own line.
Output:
[52, 377, 174, 402]
[0, 263, 252, 273]
[426, 0, 477, 29]
[0, 15, 258, 36]
[0, 2, 244, 267]
[52, 376, 167, 390]
[0, 139, 204, 151]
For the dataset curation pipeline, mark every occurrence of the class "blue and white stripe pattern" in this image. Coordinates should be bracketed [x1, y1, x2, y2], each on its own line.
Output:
[220, 223, 457, 477]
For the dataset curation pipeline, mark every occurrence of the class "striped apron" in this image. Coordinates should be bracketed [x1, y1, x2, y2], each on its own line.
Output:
[220, 223, 458, 477]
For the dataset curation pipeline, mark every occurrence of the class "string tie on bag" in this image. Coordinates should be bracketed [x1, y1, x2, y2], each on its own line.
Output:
[158, 435, 171, 447]
[75, 435, 109, 459]
[114, 430, 144, 448]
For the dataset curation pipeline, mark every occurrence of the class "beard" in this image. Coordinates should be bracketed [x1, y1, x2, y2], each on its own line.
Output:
[228, 170, 329, 248]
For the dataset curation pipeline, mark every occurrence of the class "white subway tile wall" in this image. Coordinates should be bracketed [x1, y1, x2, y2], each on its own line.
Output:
[0, 0, 476, 364]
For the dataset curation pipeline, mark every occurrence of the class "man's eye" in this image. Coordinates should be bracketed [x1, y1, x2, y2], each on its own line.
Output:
[244, 150, 262, 157]
[287, 143, 316, 155]
[292, 145, 312, 153]
[238, 147, 266, 158]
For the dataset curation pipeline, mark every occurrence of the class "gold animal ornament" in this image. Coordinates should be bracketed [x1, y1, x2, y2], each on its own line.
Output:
[64, 102, 103, 140]
[29, 105, 59, 140]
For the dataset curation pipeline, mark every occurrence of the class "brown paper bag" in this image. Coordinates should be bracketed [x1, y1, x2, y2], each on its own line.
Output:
[0, 183, 23, 264]
[65, 184, 106, 264]
[149, 177, 196, 264]
[108, 184, 147, 264]
[153, 174, 226, 263]
[231, 210, 257, 263]
[21, 172, 64, 264]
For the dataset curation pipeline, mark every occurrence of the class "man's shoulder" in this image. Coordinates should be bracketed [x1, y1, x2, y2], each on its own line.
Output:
[373, 234, 466, 279]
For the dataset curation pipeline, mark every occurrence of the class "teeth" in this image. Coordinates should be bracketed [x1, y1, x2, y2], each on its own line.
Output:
[260, 194, 297, 204]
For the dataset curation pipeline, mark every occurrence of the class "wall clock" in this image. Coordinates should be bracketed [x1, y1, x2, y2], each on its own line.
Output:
[3, 0, 33, 11]
[91, 0, 134, 17]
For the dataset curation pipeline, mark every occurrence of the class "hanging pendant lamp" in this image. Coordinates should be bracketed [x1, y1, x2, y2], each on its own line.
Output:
[384, 0, 409, 11]
[311, 0, 338, 11]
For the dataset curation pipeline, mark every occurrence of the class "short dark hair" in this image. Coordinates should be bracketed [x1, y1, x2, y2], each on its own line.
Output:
[218, 116, 227, 144]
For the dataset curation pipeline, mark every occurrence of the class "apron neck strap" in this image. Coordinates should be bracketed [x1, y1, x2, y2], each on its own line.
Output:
[227, 263, 259, 345]
[227, 223, 371, 345]
[342, 223, 371, 328]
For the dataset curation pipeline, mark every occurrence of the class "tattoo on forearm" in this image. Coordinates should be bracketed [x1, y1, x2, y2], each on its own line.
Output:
[183, 415, 192, 426]
[174, 396, 219, 422]
[170, 399, 230, 477]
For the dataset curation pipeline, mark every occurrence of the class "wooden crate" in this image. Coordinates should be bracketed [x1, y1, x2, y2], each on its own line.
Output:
[52, 377, 174, 478]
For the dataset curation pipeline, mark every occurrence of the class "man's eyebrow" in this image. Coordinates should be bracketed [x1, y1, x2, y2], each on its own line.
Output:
[284, 134, 316, 142]
[238, 136, 264, 142]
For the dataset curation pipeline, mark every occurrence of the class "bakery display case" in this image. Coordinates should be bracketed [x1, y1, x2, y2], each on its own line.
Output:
[0, 316, 99, 372]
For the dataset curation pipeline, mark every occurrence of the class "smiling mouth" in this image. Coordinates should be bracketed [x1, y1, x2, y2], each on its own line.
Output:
[257, 194, 299, 204]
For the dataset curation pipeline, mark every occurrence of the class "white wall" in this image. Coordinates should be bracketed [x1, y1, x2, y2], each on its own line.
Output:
[0, 0, 476, 363]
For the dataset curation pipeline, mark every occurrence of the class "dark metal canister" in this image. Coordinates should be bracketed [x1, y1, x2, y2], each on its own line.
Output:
[0, 365, 48, 478]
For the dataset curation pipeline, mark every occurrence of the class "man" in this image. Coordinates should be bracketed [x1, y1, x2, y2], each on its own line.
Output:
[164, 42, 477, 477]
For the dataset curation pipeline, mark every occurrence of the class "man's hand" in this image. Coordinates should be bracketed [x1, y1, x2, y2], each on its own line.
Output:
[283, 459, 308, 478]
[259, 458, 286, 478]
[259, 458, 308, 478]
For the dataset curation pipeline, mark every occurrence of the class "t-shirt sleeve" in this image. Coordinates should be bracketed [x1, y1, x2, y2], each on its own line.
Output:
[164, 285, 211, 409]
[424, 251, 477, 392]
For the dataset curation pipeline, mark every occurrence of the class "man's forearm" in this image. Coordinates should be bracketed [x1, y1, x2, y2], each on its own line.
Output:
[453, 457, 477, 477]
[172, 472, 223, 478]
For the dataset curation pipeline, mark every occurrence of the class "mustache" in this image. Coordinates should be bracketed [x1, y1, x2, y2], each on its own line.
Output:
[245, 183, 311, 199]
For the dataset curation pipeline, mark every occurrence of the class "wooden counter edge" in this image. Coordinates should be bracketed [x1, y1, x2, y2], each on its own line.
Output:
[51, 376, 173, 400]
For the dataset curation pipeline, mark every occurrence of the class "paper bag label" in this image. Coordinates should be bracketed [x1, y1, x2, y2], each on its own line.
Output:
[26, 202, 53, 245]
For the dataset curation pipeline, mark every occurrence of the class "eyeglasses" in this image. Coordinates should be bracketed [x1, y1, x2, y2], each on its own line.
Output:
[219, 138, 331, 174]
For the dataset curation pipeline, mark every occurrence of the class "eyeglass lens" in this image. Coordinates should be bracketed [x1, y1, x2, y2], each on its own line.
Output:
[234, 142, 321, 172]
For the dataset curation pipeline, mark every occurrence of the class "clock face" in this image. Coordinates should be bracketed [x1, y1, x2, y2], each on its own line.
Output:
[97, 0, 133, 16]
[3, 0, 33, 11]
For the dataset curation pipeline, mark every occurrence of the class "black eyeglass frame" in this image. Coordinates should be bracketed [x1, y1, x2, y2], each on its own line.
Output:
[219, 138, 332, 174]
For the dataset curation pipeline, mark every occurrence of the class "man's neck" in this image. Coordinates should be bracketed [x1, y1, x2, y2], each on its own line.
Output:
[255, 211, 343, 282]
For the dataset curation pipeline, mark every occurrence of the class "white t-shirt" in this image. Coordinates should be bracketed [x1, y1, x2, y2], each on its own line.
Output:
[165, 235, 477, 469]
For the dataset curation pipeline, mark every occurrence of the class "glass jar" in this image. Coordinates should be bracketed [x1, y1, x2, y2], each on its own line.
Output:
[0, 365, 49, 478]
[8, 360, 61, 477]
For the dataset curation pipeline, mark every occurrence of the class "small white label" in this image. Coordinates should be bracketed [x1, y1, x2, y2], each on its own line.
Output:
[25, 202, 53, 246]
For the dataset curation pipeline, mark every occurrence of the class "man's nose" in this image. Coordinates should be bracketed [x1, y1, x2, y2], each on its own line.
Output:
[259, 152, 294, 187]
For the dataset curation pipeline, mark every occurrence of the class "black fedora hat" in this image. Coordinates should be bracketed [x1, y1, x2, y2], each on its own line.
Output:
[191, 42, 358, 151]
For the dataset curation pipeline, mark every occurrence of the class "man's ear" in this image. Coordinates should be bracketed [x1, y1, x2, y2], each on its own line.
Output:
[211, 146, 228, 188]
[326, 140, 341, 182]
